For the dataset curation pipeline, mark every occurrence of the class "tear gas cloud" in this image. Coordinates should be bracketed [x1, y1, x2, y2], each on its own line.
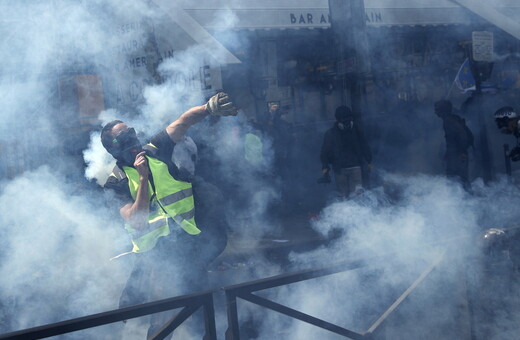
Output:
[190, 115, 281, 239]
[0, 1, 168, 335]
[84, 1, 279, 242]
[0, 0, 243, 335]
[2, 0, 520, 339]
[0, 0, 278, 336]
[248, 174, 520, 339]
[225, 5, 520, 340]
[0, 168, 129, 337]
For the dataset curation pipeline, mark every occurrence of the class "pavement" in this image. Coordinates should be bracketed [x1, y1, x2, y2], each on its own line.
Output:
[207, 211, 328, 287]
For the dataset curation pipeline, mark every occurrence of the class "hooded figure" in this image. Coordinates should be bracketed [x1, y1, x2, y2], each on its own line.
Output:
[320, 105, 372, 198]
[434, 99, 474, 190]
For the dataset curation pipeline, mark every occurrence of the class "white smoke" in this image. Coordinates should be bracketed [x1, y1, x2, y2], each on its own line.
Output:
[5, 1, 520, 339]
[0, 167, 129, 334]
[83, 130, 116, 185]
[0, 0, 215, 336]
[240, 173, 520, 339]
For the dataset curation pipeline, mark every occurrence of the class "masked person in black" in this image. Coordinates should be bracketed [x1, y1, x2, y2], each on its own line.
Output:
[320, 105, 372, 199]
[434, 99, 474, 190]
[101, 92, 237, 338]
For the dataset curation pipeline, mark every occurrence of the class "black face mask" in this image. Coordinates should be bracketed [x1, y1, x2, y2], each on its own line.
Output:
[495, 118, 514, 135]
[109, 128, 142, 165]
[500, 127, 513, 135]
[496, 117, 509, 129]
[337, 118, 353, 130]
[435, 110, 447, 118]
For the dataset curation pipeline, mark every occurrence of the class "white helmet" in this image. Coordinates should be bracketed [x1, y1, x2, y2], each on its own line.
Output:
[494, 106, 518, 132]
[494, 106, 517, 120]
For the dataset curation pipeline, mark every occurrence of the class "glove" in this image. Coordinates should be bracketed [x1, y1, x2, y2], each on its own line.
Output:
[510, 146, 520, 162]
[206, 92, 238, 116]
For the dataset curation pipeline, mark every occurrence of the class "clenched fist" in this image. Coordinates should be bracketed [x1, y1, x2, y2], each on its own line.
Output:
[206, 92, 238, 116]
[134, 151, 149, 179]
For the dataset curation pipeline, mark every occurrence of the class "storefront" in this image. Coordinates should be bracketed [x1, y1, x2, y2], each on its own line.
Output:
[51, 0, 520, 180]
[143, 0, 520, 123]
[2, 0, 520, 179]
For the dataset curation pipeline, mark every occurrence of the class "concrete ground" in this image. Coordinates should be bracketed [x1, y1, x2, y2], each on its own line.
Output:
[207, 211, 327, 286]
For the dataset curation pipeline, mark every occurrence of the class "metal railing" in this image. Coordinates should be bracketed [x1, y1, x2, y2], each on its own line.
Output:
[3, 225, 519, 339]
[0, 290, 217, 340]
[223, 252, 445, 340]
[0, 250, 450, 340]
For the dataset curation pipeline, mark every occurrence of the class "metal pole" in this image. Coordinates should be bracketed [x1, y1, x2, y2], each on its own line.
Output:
[467, 45, 493, 183]
[241, 292, 364, 339]
[225, 292, 240, 340]
[366, 252, 446, 337]
[328, 0, 371, 113]
[504, 144, 512, 181]
[202, 294, 217, 340]
[148, 305, 199, 340]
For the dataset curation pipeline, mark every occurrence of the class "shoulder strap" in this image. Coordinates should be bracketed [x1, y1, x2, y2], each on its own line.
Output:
[143, 143, 158, 157]
[112, 165, 127, 180]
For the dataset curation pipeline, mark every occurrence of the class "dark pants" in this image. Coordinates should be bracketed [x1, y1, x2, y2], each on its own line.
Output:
[334, 166, 363, 198]
[446, 153, 469, 190]
[119, 230, 210, 338]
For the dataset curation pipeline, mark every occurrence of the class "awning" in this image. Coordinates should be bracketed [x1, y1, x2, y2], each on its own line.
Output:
[152, 0, 242, 64]
[364, 0, 475, 27]
[182, 0, 331, 30]
[175, 0, 520, 29]
[147, 0, 520, 68]
[452, 0, 520, 40]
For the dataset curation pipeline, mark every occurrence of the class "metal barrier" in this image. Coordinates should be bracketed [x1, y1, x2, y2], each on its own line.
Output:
[223, 252, 446, 340]
[4, 225, 520, 339]
[0, 290, 217, 340]
[0, 251, 447, 340]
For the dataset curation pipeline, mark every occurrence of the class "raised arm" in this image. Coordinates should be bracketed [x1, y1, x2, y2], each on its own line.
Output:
[165, 92, 238, 142]
[166, 105, 209, 142]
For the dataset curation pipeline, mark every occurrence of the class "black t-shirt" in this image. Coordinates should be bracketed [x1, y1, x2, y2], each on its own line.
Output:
[103, 130, 178, 206]
[442, 114, 474, 155]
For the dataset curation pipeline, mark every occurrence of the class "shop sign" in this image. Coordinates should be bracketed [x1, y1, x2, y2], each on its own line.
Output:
[288, 10, 383, 26]
[289, 12, 330, 25]
[472, 31, 493, 62]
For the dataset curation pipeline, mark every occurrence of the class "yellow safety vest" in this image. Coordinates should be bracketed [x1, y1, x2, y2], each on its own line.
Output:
[244, 133, 264, 166]
[122, 155, 201, 253]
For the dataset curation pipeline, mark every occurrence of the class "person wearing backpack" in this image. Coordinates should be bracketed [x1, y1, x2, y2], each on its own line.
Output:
[434, 99, 474, 190]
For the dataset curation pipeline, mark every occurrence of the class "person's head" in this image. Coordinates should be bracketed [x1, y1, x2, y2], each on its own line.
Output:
[480, 228, 509, 262]
[494, 106, 519, 135]
[335, 105, 353, 121]
[434, 99, 452, 118]
[268, 102, 279, 113]
[267, 102, 280, 124]
[335, 106, 354, 130]
[101, 120, 142, 165]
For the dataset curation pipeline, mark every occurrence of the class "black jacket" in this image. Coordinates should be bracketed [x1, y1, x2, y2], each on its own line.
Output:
[320, 122, 372, 171]
[441, 113, 474, 156]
